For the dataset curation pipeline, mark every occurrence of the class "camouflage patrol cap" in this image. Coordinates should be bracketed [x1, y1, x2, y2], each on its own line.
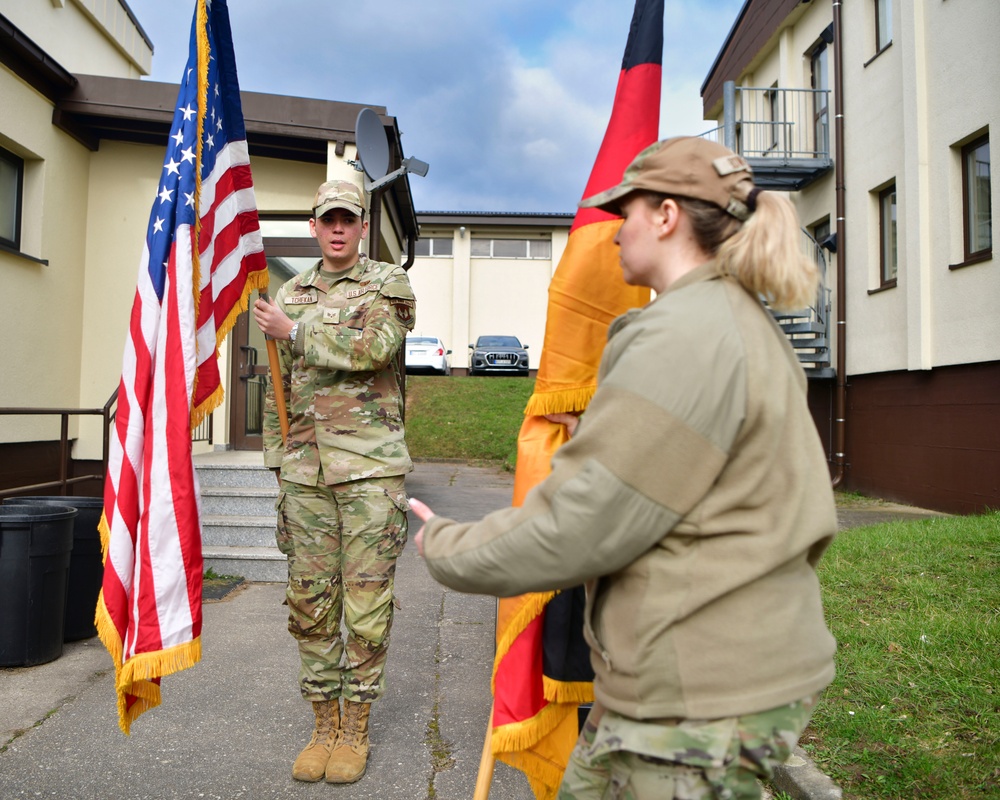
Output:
[313, 179, 365, 218]
[580, 136, 757, 220]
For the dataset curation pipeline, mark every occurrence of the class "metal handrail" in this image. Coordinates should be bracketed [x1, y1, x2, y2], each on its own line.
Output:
[0, 388, 117, 500]
[698, 83, 832, 161]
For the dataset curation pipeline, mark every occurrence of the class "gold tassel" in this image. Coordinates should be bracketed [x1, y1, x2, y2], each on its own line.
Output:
[522, 386, 596, 418]
[543, 676, 594, 705]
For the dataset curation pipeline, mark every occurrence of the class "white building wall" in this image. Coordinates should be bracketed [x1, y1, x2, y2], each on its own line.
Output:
[408, 257, 456, 352]
[410, 220, 571, 372]
[843, 0, 999, 376]
[923, 0, 1000, 368]
[468, 256, 550, 365]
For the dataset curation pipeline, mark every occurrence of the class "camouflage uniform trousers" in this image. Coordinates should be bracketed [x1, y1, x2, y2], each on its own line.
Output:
[275, 474, 409, 703]
[558, 696, 818, 800]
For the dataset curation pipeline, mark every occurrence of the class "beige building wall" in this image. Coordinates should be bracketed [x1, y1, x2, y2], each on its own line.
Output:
[704, 0, 998, 379]
[0, 0, 151, 77]
[0, 0, 151, 450]
[0, 71, 94, 445]
[844, 0, 999, 376]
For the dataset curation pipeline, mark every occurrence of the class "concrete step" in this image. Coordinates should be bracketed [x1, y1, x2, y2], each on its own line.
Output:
[203, 546, 287, 583]
[201, 515, 277, 548]
[195, 463, 276, 490]
[193, 454, 284, 582]
[199, 487, 277, 517]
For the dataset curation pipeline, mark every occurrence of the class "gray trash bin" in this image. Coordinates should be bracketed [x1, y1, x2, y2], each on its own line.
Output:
[0, 504, 76, 666]
[4, 496, 104, 641]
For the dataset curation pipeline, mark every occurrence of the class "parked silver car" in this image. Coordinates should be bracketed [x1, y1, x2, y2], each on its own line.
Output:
[468, 335, 529, 376]
[404, 335, 451, 375]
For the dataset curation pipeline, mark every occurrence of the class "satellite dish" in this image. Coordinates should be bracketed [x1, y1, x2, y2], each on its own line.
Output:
[355, 108, 390, 187]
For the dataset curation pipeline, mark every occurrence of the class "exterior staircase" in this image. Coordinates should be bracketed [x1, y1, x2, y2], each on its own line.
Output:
[195, 451, 286, 583]
[772, 308, 835, 379]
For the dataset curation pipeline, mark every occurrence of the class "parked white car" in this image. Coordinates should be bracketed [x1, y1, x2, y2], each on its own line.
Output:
[404, 335, 451, 375]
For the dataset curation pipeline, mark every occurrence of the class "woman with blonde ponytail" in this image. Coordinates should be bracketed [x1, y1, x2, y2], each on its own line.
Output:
[412, 137, 838, 799]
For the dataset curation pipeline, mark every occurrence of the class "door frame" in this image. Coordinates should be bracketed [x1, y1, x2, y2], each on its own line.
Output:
[228, 234, 320, 450]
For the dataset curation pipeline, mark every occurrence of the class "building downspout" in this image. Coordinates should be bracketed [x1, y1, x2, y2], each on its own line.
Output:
[831, 0, 847, 487]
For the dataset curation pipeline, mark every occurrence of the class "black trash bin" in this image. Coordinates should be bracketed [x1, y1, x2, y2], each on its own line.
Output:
[4, 496, 104, 641]
[0, 504, 76, 666]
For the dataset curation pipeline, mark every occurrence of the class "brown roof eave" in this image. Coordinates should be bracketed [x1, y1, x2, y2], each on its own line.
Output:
[417, 212, 575, 228]
[700, 0, 806, 118]
[0, 12, 77, 102]
[54, 74, 419, 239]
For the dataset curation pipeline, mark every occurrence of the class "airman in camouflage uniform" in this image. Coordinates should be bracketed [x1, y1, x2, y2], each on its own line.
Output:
[254, 179, 415, 785]
[559, 698, 816, 799]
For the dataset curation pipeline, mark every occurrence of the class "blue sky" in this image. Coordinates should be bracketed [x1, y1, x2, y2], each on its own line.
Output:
[125, 0, 744, 213]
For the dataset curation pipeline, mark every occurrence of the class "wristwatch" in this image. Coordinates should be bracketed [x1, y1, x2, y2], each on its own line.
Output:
[288, 322, 299, 344]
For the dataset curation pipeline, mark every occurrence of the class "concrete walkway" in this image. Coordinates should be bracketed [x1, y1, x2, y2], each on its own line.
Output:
[0, 460, 946, 799]
[0, 461, 531, 800]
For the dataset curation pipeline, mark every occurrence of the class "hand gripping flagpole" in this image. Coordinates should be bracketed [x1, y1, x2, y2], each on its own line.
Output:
[259, 291, 289, 442]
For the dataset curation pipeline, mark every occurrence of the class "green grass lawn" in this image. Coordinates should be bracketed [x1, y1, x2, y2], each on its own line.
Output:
[806, 511, 1000, 798]
[403, 373, 1000, 798]
[404, 374, 535, 470]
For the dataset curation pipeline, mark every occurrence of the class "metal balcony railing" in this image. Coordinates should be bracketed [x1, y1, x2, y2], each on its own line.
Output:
[700, 82, 833, 190]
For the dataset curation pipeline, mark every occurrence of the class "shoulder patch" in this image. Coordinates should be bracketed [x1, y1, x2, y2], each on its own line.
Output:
[391, 299, 415, 325]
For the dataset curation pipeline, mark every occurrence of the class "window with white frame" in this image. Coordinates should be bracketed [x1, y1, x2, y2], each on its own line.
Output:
[0, 145, 24, 250]
[470, 238, 551, 259]
[413, 237, 453, 257]
[962, 134, 991, 261]
[875, 0, 892, 52]
[879, 184, 898, 286]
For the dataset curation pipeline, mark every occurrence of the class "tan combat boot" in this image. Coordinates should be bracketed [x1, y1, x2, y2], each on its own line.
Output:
[325, 699, 371, 783]
[291, 699, 340, 782]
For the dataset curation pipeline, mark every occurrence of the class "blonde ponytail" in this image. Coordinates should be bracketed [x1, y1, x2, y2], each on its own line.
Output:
[714, 190, 819, 311]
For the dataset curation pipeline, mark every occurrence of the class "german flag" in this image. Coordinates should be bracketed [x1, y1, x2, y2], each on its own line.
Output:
[487, 1, 664, 796]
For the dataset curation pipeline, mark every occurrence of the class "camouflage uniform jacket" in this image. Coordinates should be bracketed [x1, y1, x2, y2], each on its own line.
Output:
[423, 261, 837, 721]
[263, 255, 416, 486]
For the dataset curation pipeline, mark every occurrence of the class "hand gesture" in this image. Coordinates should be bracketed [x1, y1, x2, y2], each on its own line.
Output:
[409, 497, 435, 556]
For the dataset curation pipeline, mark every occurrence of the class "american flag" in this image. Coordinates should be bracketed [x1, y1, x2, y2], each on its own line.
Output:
[96, 0, 268, 735]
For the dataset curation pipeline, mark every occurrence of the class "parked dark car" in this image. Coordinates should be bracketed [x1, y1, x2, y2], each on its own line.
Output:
[468, 335, 529, 376]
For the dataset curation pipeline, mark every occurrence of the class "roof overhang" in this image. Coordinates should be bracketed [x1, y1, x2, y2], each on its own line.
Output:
[701, 0, 811, 119]
[417, 211, 574, 228]
[0, 12, 77, 101]
[53, 74, 418, 239]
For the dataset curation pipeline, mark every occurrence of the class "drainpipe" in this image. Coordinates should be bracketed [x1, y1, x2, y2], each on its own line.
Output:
[831, 0, 847, 487]
[369, 188, 382, 262]
[402, 232, 416, 271]
[723, 80, 737, 150]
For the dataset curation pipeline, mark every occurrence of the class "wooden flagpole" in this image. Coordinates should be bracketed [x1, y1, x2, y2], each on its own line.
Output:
[473, 708, 496, 800]
[260, 291, 289, 442]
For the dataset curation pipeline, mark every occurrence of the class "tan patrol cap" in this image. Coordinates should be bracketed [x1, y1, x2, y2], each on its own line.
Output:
[580, 137, 757, 220]
[313, 179, 365, 218]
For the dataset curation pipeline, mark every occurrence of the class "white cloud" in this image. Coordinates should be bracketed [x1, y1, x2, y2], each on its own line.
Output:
[126, 0, 745, 212]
